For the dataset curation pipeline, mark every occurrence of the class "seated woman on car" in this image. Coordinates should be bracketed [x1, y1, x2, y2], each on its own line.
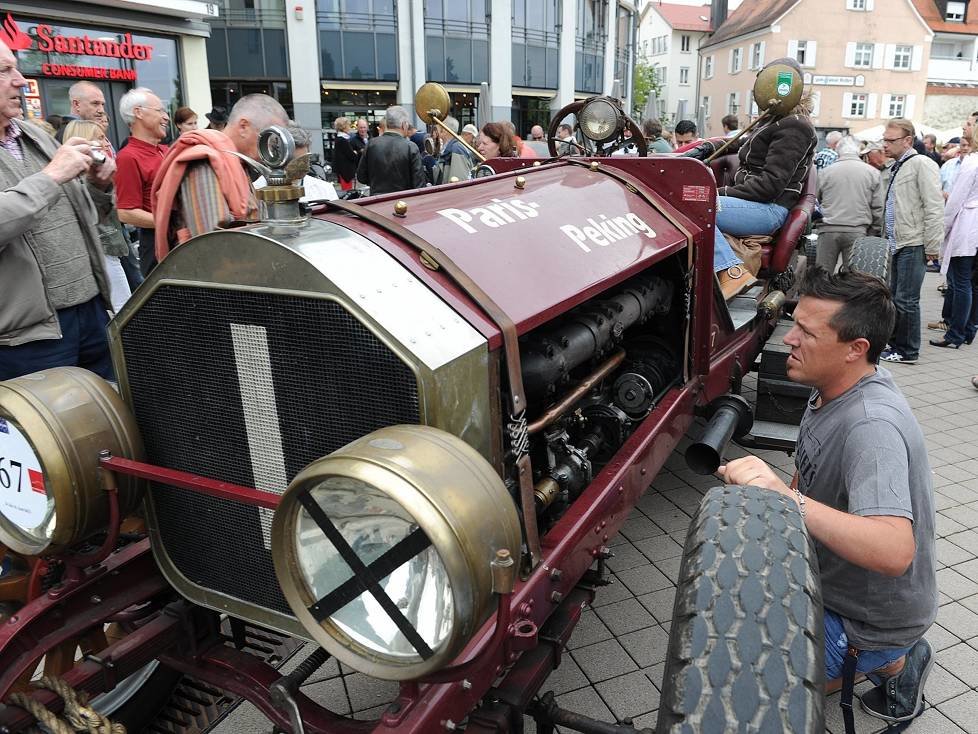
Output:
[693, 58, 818, 299]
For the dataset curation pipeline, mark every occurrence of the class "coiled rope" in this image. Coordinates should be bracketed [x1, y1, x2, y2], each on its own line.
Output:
[6, 675, 125, 734]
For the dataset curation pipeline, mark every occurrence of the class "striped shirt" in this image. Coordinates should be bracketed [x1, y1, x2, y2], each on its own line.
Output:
[0, 119, 23, 161]
[884, 149, 915, 254]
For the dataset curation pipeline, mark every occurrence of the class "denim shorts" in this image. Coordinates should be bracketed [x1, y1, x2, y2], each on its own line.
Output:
[824, 609, 912, 681]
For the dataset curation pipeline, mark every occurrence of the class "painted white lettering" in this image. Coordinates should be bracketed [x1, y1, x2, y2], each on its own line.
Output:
[583, 226, 609, 247]
[438, 207, 478, 234]
[560, 224, 592, 252]
[627, 212, 656, 238]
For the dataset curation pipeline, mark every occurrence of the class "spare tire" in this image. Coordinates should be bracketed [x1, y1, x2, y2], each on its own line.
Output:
[656, 484, 824, 734]
[847, 236, 889, 281]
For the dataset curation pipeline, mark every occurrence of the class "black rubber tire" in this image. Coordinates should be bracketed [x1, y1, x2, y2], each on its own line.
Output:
[847, 236, 889, 281]
[656, 484, 825, 734]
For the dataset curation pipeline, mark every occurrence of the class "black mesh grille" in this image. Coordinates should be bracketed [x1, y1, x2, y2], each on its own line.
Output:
[120, 285, 420, 616]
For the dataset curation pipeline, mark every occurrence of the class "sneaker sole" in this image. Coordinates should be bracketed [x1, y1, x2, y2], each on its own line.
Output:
[859, 644, 934, 723]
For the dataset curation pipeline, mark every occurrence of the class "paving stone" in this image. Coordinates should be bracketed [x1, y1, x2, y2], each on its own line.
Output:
[945, 530, 978, 556]
[617, 624, 670, 668]
[935, 643, 978, 688]
[629, 709, 660, 730]
[937, 538, 977, 567]
[927, 623, 961, 652]
[342, 672, 399, 713]
[591, 576, 634, 607]
[937, 567, 978, 600]
[902, 706, 968, 733]
[937, 602, 978, 641]
[545, 655, 590, 695]
[637, 587, 676, 624]
[653, 556, 682, 584]
[594, 670, 660, 720]
[554, 685, 616, 725]
[651, 507, 694, 533]
[605, 542, 653, 573]
[619, 514, 664, 542]
[938, 690, 978, 734]
[594, 597, 657, 637]
[633, 534, 684, 562]
[567, 609, 614, 649]
[924, 663, 971, 705]
[614, 564, 673, 596]
[570, 638, 639, 683]
[939, 484, 978, 505]
[643, 661, 666, 691]
[299, 676, 352, 715]
[824, 687, 888, 734]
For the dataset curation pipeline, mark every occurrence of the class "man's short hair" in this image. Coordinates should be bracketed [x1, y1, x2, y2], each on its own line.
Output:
[923, 133, 937, 145]
[558, 123, 573, 136]
[461, 123, 479, 137]
[385, 105, 412, 131]
[886, 118, 915, 140]
[286, 121, 311, 149]
[797, 267, 896, 363]
[118, 87, 154, 125]
[443, 115, 460, 134]
[825, 130, 843, 146]
[642, 118, 662, 138]
[68, 81, 100, 102]
[836, 135, 861, 157]
[228, 94, 289, 132]
[675, 119, 697, 136]
[721, 114, 738, 131]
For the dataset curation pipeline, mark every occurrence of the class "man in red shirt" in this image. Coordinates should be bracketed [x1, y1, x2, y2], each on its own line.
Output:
[115, 87, 169, 275]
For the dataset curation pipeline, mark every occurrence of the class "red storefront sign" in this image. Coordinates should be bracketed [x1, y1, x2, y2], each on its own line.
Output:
[0, 12, 154, 61]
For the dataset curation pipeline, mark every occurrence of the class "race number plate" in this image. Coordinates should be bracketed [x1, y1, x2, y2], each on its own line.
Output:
[0, 417, 48, 530]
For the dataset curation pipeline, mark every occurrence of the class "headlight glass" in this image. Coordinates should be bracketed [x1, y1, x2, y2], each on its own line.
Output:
[579, 98, 621, 143]
[296, 476, 454, 662]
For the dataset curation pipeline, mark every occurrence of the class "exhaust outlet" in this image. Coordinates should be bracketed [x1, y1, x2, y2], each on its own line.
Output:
[685, 394, 754, 475]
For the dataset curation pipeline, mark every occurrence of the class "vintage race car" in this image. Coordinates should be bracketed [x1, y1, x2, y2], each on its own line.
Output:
[0, 76, 826, 734]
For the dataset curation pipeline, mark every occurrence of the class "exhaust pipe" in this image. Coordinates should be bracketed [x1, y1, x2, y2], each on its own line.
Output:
[685, 394, 753, 475]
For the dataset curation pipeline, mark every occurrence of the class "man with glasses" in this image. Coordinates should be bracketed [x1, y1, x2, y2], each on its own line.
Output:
[879, 118, 944, 364]
[115, 87, 170, 276]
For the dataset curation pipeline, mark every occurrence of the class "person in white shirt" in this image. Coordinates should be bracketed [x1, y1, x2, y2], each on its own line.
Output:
[253, 122, 337, 202]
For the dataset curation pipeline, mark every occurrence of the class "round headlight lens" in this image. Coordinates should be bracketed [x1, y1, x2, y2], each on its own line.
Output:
[295, 476, 454, 661]
[272, 425, 522, 680]
[0, 417, 56, 551]
[579, 98, 622, 143]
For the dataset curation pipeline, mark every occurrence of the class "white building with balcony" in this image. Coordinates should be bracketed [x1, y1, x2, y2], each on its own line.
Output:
[915, 0, 978, 132]
[637, 2, 712, 122]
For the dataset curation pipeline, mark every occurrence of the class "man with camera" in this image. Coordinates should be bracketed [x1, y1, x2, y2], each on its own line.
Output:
[0, 40, 117, 381]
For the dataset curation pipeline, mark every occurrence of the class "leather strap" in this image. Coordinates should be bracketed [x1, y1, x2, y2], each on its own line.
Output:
[320, 198, 542, 566]
[840, 645, 859, 734]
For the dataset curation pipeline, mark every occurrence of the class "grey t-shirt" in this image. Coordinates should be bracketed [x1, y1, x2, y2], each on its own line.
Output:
[795, 368, 936, 650]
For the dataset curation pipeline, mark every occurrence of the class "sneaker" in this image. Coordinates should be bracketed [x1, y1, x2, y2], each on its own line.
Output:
[880, 350, 918, 365]
[927, 319, 948, 331]
[860, 638, 933, 722]
[926, 262, 940, 273]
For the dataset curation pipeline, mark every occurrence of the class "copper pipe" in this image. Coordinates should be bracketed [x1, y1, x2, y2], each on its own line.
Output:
[527, 350, 626, 435]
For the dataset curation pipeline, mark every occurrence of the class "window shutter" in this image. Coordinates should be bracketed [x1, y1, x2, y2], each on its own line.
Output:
[733, 91, 739, 111]
[866, 0, 874, 9]
[845, 42, 856, 67]
[905, 94, 916, 119]
[880, 93, 891, 117]
[808, 41, 817, 67]
[811, 91, 821, 117]
[867, 93, 878, 118]
[788, 39, 798, 60]
[911, 45, 923, 71]
[728, 48, 735, 73]
[873, 43, 885, 69]
[843, 92, 853, 117]
[758, 41, 766, 68]
[884, 44, 897, 69]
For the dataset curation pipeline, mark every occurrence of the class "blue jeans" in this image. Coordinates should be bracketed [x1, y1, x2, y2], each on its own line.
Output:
[0, 298, 114, 381]
[941, 256, 974, 345]
[889, 246, 926, 360]
[713, 197, 789, 272]
[824, 609, 911, 682]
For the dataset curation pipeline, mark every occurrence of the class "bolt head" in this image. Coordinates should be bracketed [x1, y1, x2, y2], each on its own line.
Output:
[515, 175, 527, 189]
[393, 200, 408, 216]
[589, 161, 600, 171]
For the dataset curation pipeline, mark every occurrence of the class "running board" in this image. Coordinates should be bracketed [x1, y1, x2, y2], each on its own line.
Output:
[735, 420, 799, 454]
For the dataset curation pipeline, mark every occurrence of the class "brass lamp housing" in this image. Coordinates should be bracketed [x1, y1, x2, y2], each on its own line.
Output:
[0, 368, 145, 555]
[271, 425, 521, 680]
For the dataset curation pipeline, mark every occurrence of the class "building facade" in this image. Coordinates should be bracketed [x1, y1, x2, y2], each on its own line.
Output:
[638, 2, 712, 124]
[6, 0, 214, 149]
[915, 0, 978, 132]
[202, 0, 637, 159]
[697, 0, 932, 138]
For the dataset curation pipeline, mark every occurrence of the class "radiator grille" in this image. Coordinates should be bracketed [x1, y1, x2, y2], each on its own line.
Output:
[120, 285, 420, 616]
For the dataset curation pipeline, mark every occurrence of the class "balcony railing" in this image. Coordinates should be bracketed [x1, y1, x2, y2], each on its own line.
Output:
[928, 57, 976, 81]
[210, 7, 287, 25]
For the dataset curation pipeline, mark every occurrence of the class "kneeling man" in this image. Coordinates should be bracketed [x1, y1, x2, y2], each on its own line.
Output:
[721, 267, 936, 725]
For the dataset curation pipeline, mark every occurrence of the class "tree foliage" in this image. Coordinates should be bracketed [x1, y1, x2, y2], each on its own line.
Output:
[632, 57, 663, 119]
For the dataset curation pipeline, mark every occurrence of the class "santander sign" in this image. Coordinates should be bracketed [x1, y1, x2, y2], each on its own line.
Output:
[0, 13, 154, 60]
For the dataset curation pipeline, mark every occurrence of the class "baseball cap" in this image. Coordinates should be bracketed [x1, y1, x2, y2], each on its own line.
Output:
[461, 123, 479, 137]
[860, 141, 884, 156]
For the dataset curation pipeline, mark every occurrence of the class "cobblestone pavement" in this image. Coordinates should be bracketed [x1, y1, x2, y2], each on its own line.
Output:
[214, 272, 977, 733]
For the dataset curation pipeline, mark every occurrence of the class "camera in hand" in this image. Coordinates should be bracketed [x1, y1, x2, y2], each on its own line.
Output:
[90, 150, 106, 167]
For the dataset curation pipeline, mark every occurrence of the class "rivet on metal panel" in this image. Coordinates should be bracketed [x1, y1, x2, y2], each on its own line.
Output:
[549, 567, 562, 581]
[393, 200, 408, 217]
[420, 251, 440, 271]
[444, 719, 457, 730]
[515, 176, 526, 189]
[461, 679, 472, 690]
[589, 161, 600, 172]
[551, 591, 563, 604]
[641, 468, 647, 475]
[533, 161, 542, 167]
[449, 176, 460, 183]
